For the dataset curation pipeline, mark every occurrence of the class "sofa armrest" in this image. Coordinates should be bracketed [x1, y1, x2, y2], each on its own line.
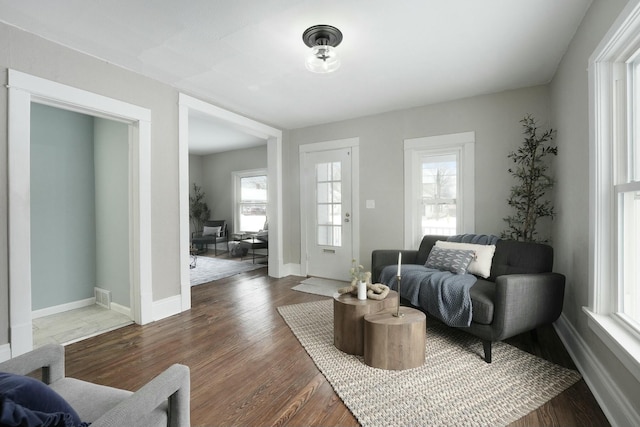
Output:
[371, 249, 419, 282]
[0, 343, 65, 384]
[491, 272, 565, 341]
[91, 364, 190, 427]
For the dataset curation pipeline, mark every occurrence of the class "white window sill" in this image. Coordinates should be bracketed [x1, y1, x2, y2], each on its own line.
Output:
[583, 307, 640, 384]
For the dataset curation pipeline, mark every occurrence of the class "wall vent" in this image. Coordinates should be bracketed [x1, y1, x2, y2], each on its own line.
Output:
[94, 287, 111, 309]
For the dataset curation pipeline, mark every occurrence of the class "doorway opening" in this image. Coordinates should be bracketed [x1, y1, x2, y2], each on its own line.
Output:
[178, 94, 284, 310]
[8, 70, 152, 357]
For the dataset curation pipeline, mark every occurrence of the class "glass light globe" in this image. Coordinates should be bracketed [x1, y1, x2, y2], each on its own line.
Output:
[305, 45, 340, 73]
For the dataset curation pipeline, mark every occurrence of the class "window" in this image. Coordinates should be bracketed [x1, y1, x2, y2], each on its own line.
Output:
[404, 132, 475, 248]
[587, 0, 640, 379]
[233, 169, 267, 233]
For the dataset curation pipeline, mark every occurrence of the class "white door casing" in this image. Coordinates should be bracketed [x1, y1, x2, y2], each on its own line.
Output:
[300, 138, 360, 281]
[7, 69, 153, 357]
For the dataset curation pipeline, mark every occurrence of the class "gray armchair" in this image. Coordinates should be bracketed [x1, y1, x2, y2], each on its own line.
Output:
[191, 219, 228, 255]
[372, 235, 565, 363]
[0, 344, 190, 427]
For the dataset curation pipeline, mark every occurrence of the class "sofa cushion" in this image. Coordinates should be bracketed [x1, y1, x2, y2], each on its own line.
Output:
[425, 247, 475, 274]
[435, 241, 496, 278]
[489, 239, 553, 281]
[469, 279, 495, 325]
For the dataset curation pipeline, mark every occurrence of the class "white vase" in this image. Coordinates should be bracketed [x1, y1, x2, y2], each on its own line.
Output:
[357, 281, 367, 300]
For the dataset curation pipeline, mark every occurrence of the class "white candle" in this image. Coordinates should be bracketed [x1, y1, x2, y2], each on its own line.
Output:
[397, 252, 402, 276]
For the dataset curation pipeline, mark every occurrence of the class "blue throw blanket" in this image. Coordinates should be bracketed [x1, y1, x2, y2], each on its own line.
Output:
[380, 264, 477, 327]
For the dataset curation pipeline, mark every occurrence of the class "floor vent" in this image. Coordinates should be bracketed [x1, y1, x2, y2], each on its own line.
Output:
[94, 287, 111, 309]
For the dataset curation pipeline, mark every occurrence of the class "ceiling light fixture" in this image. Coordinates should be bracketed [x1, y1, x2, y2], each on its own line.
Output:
[302, 25, 343, 73]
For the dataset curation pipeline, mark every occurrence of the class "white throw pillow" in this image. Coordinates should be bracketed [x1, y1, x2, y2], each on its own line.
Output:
[435, 240, 496, 278]
[203, 226, 221, 237]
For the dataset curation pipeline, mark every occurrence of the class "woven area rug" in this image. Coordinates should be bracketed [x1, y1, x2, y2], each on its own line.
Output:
[190, 256, 266, 286]
[278, 299, 581, 427]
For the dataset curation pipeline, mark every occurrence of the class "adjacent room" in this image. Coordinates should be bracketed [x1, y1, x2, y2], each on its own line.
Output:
[0, 1, 639, 426]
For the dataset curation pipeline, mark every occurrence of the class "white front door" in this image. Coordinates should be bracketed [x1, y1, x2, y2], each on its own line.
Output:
[302, 147, 354, 281]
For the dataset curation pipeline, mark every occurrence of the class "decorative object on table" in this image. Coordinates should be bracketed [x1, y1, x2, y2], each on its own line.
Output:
[349, 259, 368, 300]
[278, 299, 581, 427]
[189, 245, 197, 269]
[337, 282, 390, 300]
[393, 252, 403, 317]
[189, 183, 210, 233]
[502, 114, 557, 242]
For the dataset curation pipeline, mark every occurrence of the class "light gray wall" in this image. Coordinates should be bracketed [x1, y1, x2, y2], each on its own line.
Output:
[286, 86, 551, 269]
[200, 145, 268, 233]
[0, 21, 182, 344]
[94, 118, 130, 307]
[30, 103, 96, 310]
[549, 0, 640, 415]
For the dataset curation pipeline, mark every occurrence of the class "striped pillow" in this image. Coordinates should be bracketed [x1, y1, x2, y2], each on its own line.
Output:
[425, 247, 476, 275]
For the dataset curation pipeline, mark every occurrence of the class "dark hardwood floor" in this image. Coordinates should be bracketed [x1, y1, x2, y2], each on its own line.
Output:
[64, 263, 610, 426]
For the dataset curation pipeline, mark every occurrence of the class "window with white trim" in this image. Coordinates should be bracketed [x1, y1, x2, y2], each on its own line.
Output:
[587, 1, 640, 379]
[404, 132, 475, 249]
[233, 169, 267, 233]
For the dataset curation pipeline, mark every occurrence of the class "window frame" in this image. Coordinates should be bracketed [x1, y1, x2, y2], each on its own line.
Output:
[585, 0, 640, 383]
[232, 168, 267, 234]
[403, 132, 475, 249]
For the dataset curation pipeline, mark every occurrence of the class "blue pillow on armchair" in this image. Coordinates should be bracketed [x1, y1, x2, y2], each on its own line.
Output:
[0, 372, 87, 427]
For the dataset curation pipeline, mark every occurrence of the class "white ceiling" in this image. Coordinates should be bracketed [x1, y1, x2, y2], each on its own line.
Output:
[0, 0, 591, 151]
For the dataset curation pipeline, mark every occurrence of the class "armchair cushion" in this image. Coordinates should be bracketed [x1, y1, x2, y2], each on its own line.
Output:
[202, 225, 221, 237]
[0, 372, 85, 427]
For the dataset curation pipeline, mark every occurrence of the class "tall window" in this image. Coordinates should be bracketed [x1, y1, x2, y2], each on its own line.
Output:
[233, 169, 267, 233]
[421, 154, 458, 236]
[588, 0, 640, 377]
[404, 132, 475, 248]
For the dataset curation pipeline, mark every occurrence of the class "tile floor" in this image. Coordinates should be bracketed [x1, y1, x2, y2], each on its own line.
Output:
[32, 304, 133, 348]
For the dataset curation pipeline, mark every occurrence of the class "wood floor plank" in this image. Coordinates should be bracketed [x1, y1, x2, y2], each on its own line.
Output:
[62, 265, 609, 427]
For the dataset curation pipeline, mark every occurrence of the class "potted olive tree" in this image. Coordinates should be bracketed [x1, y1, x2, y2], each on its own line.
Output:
[189, 183, 210, 234]
[502, 114, 557, 242]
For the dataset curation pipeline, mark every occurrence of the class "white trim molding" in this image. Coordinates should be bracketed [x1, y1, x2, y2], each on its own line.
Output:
[7, 69, 153, 357]
[32, 298, 96, 319]
[555, 314, 640, 427]
[178, 93, 284, 296]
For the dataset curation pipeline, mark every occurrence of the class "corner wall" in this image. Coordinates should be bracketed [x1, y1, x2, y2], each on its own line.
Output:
[549, 0, 640, 425]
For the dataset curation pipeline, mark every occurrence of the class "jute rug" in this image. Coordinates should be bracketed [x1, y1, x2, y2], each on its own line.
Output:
[190, 256, 266, 286]
[278, 299, 581, 427]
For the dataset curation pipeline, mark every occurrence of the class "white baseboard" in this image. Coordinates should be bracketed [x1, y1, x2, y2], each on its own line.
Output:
[32, 297, 96, 319]
[110, 302, 132, 318]
[152, 294, 182, 321]
[281, 263, 302, 278]
[0, 343, 11, 362]
[554, 314, 640, 427]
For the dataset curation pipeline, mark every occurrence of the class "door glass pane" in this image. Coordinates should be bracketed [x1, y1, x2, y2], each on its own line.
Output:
[316, 162, 342, 247]
[421, 154, 457, 236]
[621, 190, 640, 328]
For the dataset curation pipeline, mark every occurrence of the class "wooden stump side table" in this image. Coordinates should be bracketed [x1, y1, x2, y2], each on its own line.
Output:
[333, 290, 398, 356]
[363, 307, 426, 370]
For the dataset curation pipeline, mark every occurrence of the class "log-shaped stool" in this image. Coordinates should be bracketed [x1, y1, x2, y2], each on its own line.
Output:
[333, 290, 398, 355]
[364, 307, 426, 370]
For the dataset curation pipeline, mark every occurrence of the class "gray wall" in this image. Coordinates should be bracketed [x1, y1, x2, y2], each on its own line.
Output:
[30, 103, 96, 310]
[94, 118, 130, 308]
[549, 0, 640, 415]
[190, 145, 268, 234]
[285, 86, 551, 269]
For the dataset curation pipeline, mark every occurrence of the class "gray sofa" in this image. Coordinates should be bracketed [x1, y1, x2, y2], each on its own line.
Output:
[0, 344, 190, 426]
[372, 234, 565, 363]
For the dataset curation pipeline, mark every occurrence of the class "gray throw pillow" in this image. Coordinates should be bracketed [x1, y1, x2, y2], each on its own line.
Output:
[425, 247, 475, 274]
